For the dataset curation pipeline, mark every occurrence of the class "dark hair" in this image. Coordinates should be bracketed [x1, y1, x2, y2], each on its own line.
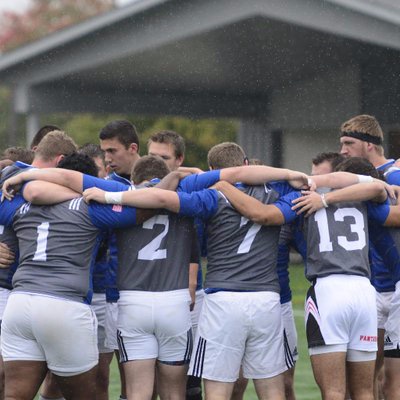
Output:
[249, 158, 263, 166]
[57, 153, 98, 177]
[312, 152, 345, 171]
[147, 130, 185, 158]
[79, 143, 105, 161]
[334, 157, 381, 179]
[131, 155, 170, 185]
[2, 146, 34, 164]
[30, 125, 61, 149]
[99, 120, 139, 150]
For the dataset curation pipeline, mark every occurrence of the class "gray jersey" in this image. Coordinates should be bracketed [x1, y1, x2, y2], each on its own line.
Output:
[12, 198, 100, 303]
[116, 211, 195, 292]
[304, 197, 370, 281]
[205, 185, 282, 292]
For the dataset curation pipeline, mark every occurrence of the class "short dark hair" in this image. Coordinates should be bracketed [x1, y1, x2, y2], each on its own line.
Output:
[99, 120, 139, 150]
[57, 153, 98, 177]
[131, 155, 170, 185]
[147, 130, 185, 158]
[312, 152, 345, 172]
[334, 157, 381, 179]
[79, 143, 105, 162]
[30, 125, 61, 149]
[2, 146, 34, 164]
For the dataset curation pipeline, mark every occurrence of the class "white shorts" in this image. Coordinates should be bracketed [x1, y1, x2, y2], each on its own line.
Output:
[104, 302, 119, 351]
[305, 275, 377, 353]
[376, 291, 393, 330]
[384, 281, 400, 352]
[189, 291, 287, 382]
[282, 301, 298, 367]
[91, 293, 113, 354]
[190, 289, 204, 338]
[0, 287, 10, 322]
[1, 293, 98, 376]
[0, 288, 11, 356]
[117, 290, 192, 363]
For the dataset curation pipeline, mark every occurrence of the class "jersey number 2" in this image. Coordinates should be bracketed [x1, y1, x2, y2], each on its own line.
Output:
[138, 215, 169, 260]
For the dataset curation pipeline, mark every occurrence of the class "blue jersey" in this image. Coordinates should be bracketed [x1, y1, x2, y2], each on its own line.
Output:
[369, 160, 398, 292]
[368, 199, 400, 285]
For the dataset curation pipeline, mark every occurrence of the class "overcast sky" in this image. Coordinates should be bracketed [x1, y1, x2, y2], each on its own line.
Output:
[0, 0, 133, 14]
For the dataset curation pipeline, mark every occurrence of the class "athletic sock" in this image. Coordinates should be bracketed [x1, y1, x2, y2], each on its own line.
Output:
[119, 397, 127, 400]
[39, 396, 65, 400]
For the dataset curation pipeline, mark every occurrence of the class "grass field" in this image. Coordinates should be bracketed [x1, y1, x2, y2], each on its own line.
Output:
[107, 264, 321, 399]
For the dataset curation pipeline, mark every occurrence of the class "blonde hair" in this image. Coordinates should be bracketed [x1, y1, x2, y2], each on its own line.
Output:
[207, 142, 246, 169]
[341, 115, 384, 155]
[35, 131, 77, 161]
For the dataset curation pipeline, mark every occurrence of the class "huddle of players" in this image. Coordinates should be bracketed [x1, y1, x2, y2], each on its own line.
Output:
[0, 114, 400, 400]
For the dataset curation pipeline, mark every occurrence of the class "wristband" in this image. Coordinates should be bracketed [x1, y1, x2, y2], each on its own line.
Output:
[320, 193, 329, 208]
[104, 191, 123, 204]
[357, 175, 374, 183]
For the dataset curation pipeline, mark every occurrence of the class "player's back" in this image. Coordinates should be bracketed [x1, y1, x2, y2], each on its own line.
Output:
[205, 184, 281, 293]
[12, 198, 100, 303]
[304, 197, 370, 281]
[116, 211, 196, 292]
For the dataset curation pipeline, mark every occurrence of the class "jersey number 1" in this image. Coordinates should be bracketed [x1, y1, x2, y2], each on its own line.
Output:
[33, 222, 50, 261]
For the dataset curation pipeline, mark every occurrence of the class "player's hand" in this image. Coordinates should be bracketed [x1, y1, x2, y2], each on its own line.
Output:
[391, 185, 400, 203]
[380, 181, 396, 200]
[292, 191, 324, 217]
[288, 171, 315, 190]
[0, 159, 13, 171]
[178, 166, 204, 175]
[82, 187, 107, 204]
[1, 174, 24, 202]
[0, 243, 15, 268]
[394, 159, 400, 168]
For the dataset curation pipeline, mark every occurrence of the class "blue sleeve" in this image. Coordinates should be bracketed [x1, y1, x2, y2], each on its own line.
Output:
[269, 181, 296, 197]
[0, 193, 25, 226]
[385, 168, 400, 185]
[273, 191, 301, 223]
[178, 170, 221, 193]
[88, 202, 137, 230]
[178, 189, 218, 219]
[83, 175, 130, 191]
[367, 200, 390, 225]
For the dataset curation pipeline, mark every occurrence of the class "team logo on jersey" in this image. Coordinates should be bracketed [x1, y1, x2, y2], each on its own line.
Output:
[359, 335, 377, 342]
[112, 204, 122, 212]
[69, 198, 83, 210]
[384, 335, 393, 348]
[19, 202, 31, 214]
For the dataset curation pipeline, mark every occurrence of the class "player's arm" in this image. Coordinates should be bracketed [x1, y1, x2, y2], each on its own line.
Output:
[220, 165, 310, 189]
[84, 186, 219, 220]
[212, 181, 286, 225]
[2, 168, 85, 199]
[83, 186, 181, 212]
[189, 263, 198, 311]
[311, 171, 385, 189]
[292, 181, 388, 217]
[0, 243, 14, 268]
[22, 181, 81, 205]
[155, 170, 191, 191]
